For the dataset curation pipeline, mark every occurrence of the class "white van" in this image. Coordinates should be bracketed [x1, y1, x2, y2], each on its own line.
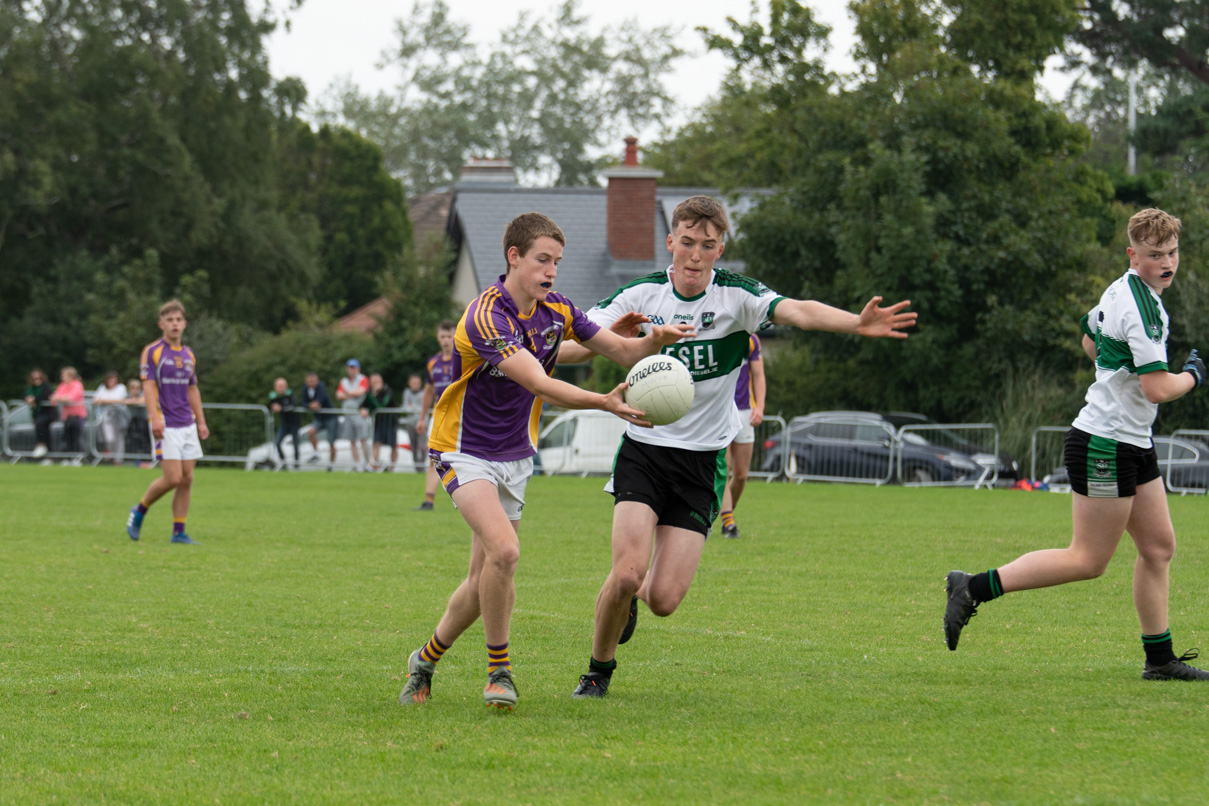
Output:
[537, 410, 628, 476]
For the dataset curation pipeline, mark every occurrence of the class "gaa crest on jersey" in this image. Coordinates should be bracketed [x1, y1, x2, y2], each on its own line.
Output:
[700, 311, 716, 331]
[1148, 323, 1162, 343]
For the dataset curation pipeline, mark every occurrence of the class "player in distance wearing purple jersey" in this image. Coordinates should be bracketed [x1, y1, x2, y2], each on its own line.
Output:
[125, 300, 210, 545]
[397, 212, 693, 711]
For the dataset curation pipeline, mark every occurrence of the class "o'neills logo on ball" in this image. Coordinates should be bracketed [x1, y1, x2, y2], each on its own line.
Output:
[629, 361, 674, 383]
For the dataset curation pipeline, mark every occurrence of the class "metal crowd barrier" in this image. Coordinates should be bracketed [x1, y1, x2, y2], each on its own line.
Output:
[88, 400, 157, 467]
[4, 399, 97, 465]
[1029, 426, 1069, 487]
[782, 415, 897, 486]
[1165, 429, 1209, 495]
[368, 407, 421, 473]
[748, 415, 787, 481]
[898, 423, 1000, 489]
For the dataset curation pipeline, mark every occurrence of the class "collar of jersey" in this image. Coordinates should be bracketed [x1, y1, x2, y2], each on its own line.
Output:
[668, 266, 711, 302]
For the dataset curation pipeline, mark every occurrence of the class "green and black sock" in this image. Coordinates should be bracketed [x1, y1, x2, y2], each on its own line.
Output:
[589, 657, 617, 678]
[1142, 630, 1176, 666]
[968, 569, 1003, 603]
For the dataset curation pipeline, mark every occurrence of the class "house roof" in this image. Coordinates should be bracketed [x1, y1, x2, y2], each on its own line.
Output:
[448, 185, 771, 310]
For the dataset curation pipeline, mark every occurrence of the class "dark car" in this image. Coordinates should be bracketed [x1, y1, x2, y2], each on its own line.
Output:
[1043, 435, 1209, 491]
[880, 411, 1020, 483]
[760, 412, 985, 484]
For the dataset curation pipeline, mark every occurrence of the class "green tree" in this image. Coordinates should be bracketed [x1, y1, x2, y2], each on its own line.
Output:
[318, 0, 684, 194]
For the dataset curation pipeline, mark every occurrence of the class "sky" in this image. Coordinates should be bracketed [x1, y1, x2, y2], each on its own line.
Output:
[265, 0, 1074, 151]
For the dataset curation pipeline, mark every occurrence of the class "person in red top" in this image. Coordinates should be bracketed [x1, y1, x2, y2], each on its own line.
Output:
[51, 366, 86, 462]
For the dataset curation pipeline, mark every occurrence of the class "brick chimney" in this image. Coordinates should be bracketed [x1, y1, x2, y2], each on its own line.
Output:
[604, 137, 663, 261]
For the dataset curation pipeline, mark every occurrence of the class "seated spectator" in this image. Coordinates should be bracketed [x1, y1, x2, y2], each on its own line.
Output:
[94, 371, 132, 465]
[51, 366, 86, 463]
[300, 371, 338, 467]
[268, 377, 302, 468]
[362, 372, 395, 471]
[23, 368, 55, 458]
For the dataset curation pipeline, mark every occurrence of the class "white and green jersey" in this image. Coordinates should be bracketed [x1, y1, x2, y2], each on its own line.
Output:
[590, 266, 785, 451]
[1072, 268, 1169, 449]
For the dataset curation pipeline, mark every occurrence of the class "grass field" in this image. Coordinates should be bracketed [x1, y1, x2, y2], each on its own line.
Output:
[3, 464, 1209, 804]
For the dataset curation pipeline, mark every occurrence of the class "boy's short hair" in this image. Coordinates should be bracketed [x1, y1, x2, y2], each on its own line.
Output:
[438, 319, 456, 332]
[1128, 208, 1181, 247]
[671, 196, 730, 237]
[503, 212, 565, 265]
[159, 299, 186, 319]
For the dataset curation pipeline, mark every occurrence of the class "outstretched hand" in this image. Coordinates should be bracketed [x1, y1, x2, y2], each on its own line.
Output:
[649, 322, 695, 347]
[609, 311, 650, 339]
[856, 296, 917, 339]
[604, 382, 652, 428]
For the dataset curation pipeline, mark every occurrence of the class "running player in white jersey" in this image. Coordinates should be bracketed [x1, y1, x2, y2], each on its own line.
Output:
[945, 208, 1209, 681]
[561, 195, 917, 698]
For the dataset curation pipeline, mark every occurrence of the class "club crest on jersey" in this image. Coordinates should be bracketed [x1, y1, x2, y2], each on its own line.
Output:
[541, 325, 560, 347]
[700, 311, 716, 331]
[1092, 459, 1111, 478]
[1148, 323, 1162, 343]
[489, 337, 509, 351]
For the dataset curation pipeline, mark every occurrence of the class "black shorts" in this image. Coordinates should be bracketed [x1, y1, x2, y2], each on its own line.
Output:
[372, 414, 395, 445]
[609, 435, 727, 536]
[1065, 427, 1160, 498]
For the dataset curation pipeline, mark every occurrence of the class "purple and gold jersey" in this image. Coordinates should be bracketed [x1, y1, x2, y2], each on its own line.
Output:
[733, 334, 762, 409]
[139, 338, 198, 428]
[429, 276, 601, 462]
[426, 352, 457, 404]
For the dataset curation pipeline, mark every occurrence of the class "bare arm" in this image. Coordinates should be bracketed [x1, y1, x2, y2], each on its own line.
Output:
[416, 384, 434, 435]
[577, 323, 695, 369]
[1082, 334, 1096, 361]
[495, 350, 652, 426]
[749, 356, 766, 427]
[558, 311, 651, 365]
[770, 296, 916, 338]
[1140, 370, 1197, 404]
[188, 385, 210, 440]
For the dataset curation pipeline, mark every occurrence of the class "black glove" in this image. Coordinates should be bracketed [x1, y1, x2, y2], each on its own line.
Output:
[1182, 349, 1205, 388]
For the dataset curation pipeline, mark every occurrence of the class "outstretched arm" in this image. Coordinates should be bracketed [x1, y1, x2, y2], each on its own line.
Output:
[496, 350, 653, 427]
[771, 296, 916, 338]
[558, 311, 651, 365]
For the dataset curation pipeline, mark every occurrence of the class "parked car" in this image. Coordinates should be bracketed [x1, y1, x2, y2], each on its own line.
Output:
[3, 400, 98, 457]
[880, 411, 1020, 483]
[760, 411, 986, 484]
[1042, 435, 1209, 491]
[537, 409, 628, 475]
[244, 421, 414, 471]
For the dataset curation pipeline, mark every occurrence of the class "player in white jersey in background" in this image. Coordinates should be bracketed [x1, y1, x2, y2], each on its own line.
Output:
[560, 195, 917, 698]
[944, 208, 1209, 681]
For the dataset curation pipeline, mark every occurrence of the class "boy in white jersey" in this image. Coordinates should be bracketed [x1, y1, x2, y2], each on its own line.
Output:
[125, 300, 210, 545]
[945, 208, 1209, 681]
[561, 196, 917, 698]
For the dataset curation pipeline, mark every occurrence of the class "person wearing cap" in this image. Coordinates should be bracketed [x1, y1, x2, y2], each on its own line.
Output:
[336, 359, 371, 470]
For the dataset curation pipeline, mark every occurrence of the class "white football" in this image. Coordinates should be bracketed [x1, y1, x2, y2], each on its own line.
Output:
[624, 355, 694, 426]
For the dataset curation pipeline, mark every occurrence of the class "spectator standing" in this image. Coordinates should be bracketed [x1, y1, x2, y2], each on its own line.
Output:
[94, 371, 132, 465]
[337, 359, 370, 470]
[52, 367, 86, 463]
[414, 321, 457, 509]
[23, 368, 55, 458]
[363, 372, 396, 471]
[401, 373, 424, 467]
[125, 379, 150, 460]
[268, 377, 302, 468]
[301, 372, 338, 468]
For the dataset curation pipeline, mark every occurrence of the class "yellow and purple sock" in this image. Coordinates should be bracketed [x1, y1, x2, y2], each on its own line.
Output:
[136, 500, 149, 516]
[172, 519, 186, 536]
[424, 493, 435, 505]
[419, 632, 450, 664]
[487, 642, 511, 673]
[720, 511, 735, 529]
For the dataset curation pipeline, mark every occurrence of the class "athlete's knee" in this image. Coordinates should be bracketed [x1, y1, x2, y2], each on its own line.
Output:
[610, 566, 645, 599]
[485, 541, 519, 574]
[645, 592, 684, 618]
[178, 471, 194, 489]
[1137, 534, 1175, 566]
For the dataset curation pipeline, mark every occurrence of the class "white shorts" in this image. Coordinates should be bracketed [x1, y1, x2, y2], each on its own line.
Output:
[733, 409, 755, 445]
[342, 411, 370, 440]
[157, 424, 204, 462]
[432, 452, 533, 521]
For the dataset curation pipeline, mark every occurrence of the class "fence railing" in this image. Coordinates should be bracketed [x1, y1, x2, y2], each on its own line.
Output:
[1029, 426, 1069, 486]
[899, 423, 1000, 489]
[1165, 429, 1209, 495]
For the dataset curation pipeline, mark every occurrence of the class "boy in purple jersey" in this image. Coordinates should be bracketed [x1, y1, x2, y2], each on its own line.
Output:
[398, 212, 693, 711]
[413, 320, 457, 510]
[719, 334, 765, 538]
[125, 300, 210, 545]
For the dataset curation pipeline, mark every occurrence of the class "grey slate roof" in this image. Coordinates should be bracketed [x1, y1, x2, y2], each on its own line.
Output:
[448, 185, 771, 310]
